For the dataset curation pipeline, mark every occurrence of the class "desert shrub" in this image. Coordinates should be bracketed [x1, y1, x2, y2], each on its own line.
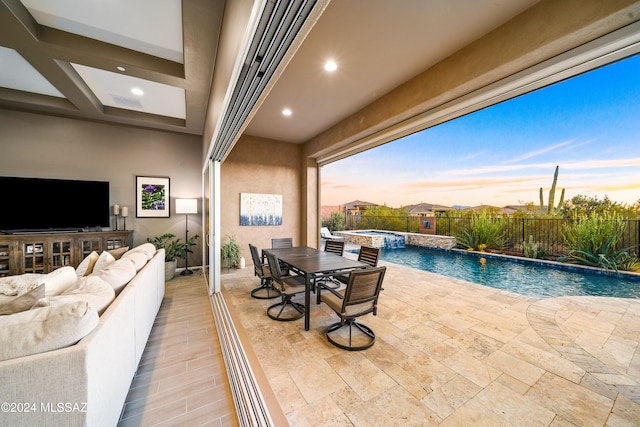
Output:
[322, 211, 345, 231]
[522, 235, 547, 259]
[560, 213, 640, 271]
[456, 210, 507, 252]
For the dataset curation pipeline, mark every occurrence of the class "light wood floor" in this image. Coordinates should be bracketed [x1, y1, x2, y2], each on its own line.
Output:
[118, 271, 238, 427]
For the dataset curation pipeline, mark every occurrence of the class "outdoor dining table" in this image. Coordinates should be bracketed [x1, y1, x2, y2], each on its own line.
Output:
[264, 246, 368, 330]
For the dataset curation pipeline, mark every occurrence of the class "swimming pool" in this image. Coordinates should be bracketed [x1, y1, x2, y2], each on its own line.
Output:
[377, 246, 640, 299]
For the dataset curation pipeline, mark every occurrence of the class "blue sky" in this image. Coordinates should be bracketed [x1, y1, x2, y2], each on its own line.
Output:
[321, 53, 640, 208]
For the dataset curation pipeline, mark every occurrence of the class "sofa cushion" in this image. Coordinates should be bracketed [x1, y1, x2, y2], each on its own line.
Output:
[121, 251, 148, 272]
[0, 301, 99, 362]
[34, 276, 115, 315]
[76, 251, 100, 276]
[126, 243, 157, 260]
[93, 251, 116, 274]
[41, 266, 78, 297]
[107, 246, 129, 260]
[93, 257, 137, 293]
[0, 284, 45, 316]
[0, 273, 41, 297]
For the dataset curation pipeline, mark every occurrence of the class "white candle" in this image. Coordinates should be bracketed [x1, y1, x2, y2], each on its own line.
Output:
[121, 206, 128, 217]
[113, 204, 119, 215]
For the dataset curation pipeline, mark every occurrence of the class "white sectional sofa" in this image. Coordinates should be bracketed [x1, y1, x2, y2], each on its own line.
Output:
[0, 244, 165, 427]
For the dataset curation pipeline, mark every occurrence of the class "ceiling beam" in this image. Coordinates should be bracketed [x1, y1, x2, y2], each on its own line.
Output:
[0, 0, 222, 135]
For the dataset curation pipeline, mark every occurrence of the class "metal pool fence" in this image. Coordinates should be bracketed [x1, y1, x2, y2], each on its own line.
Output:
[345, 216, 640, 259]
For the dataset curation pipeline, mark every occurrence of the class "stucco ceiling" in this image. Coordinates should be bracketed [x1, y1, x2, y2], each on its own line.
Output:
[0, 0, 541, 141]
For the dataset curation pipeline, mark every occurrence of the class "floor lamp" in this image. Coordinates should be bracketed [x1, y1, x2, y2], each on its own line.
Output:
[176, 198, 198, 276]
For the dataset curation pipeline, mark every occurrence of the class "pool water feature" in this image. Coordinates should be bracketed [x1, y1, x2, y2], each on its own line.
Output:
[340, 230, 406, 249]
[377, 246, 640, 299]
[365, 231, 405, 249]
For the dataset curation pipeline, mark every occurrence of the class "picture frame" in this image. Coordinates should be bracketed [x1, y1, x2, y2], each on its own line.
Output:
[136, 176, 170, 218]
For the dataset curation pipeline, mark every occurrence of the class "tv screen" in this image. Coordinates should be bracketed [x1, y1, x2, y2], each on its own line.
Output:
[0, 176, 110, 233]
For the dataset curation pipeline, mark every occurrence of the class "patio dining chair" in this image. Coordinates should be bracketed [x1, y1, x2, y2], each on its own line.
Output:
[334, 245, 380, 285]
[324, 239, 344, 256]
[316, 239, 345, 290]
[271, 237, 293, 248]
[270, 237, 293, 274]
[265, 251, 306, 321]
[248, 244, 280, 299]
[320, 266, 386, 350]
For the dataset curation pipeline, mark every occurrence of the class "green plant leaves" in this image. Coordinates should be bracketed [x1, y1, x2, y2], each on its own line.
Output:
[455, 210, 507, 252]
[147, 233, 199, 262]
[562, 213, 639, 271]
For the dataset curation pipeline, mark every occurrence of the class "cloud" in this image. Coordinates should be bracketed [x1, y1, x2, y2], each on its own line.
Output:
[401, 175, 541, 192]
[447, 157, 640, 176]
[505, 139, 577, 163]
[457, 150, 487, 162]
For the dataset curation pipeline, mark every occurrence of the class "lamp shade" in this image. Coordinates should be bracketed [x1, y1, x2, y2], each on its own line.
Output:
[175, 198, 198, 214]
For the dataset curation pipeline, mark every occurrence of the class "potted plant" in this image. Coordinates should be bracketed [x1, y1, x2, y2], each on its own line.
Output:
[221, 235, 241, 271]
[147, 233, 199, 280]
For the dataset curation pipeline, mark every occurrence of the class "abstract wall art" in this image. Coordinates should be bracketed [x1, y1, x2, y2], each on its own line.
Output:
[240, 193, 282, 226]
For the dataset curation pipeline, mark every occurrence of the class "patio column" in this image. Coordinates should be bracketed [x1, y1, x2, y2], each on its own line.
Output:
[303, 157, 320, 248]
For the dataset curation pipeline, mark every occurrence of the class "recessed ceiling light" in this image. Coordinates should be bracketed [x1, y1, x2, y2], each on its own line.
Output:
[116, 66, 126, 72]
[324, 61, 337, 72]
[282, 108, 292, 116]
[131, 87, 144, 96]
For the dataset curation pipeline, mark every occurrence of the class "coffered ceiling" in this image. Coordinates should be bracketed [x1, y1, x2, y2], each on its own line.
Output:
[0, 0, 543, 141]
[0, 0, 222, 135]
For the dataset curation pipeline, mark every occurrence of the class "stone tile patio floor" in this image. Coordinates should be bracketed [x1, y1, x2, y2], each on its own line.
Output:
[222, 247, 640, 426]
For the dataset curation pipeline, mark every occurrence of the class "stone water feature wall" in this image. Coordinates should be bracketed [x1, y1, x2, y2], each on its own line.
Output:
[404, 233, 456, 249]
[334, 230, 456, 250]
[333, 231, 386, 247]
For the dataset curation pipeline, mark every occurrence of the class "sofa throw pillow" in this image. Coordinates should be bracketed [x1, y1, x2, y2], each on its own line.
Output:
[0, 284, 45, 316]
[76, 251, 99, 277]
[107, 246, 129, 260]
[40, 266, 78, 296]
[126, 243, 157, 260]
[0, 301, 99, 362]
[35, 276, 115, 316]
[92, 251, 116, 275]
[93, 257, 137, 294]
[121, 250, 147, 272]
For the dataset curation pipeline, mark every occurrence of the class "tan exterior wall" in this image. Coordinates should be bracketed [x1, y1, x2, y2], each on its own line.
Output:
[0, 109, 203, 269]
[220, 134, 303, 264]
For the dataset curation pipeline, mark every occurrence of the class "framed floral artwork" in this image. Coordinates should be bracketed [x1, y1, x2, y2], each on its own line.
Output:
[136, 176, 170, 218]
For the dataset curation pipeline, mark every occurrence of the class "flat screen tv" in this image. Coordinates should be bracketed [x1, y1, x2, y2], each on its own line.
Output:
[1, 176, 110, 233]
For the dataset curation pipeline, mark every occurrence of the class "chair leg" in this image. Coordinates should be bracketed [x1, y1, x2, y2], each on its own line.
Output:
[326, 319, 375, 351]
[267, 296, 305, 321]
[251, 278, 281, 299]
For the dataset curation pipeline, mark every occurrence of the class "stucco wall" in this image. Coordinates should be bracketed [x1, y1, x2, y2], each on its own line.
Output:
[221, 134, 303, 264]
[0, 109, 203, 269]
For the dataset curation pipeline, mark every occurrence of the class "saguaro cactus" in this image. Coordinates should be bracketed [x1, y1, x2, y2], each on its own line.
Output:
[540, 165, 565, 216]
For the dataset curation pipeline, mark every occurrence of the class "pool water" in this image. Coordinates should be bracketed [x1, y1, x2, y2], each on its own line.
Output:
[377, 246, 640, 299]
